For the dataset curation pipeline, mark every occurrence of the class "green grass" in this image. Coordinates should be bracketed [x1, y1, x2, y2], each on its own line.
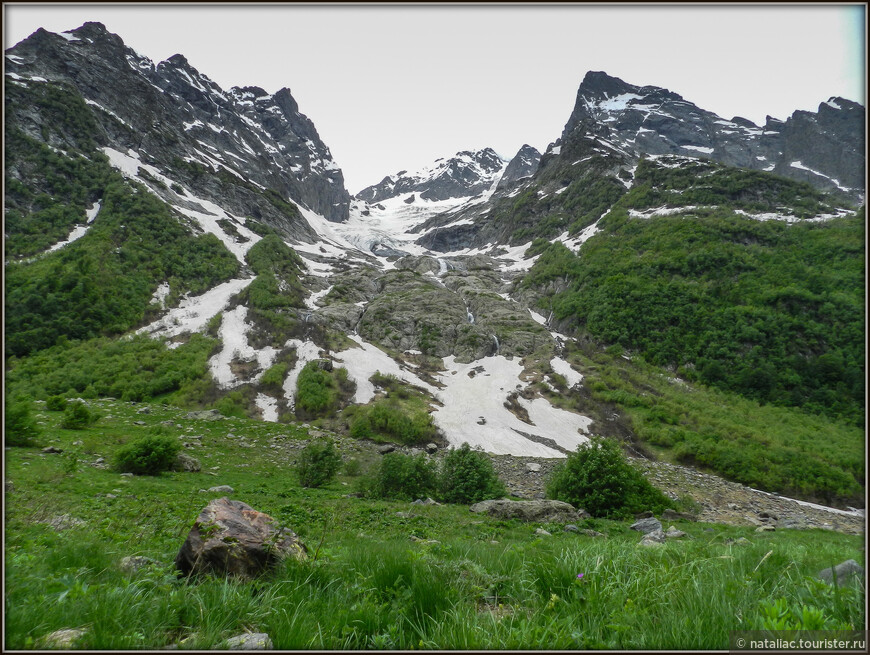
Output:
[4, 400, 863, 650]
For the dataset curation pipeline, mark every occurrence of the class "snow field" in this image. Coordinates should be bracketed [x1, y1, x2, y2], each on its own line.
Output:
[209, 306, 278, 389]
[282, 340, 325, 410]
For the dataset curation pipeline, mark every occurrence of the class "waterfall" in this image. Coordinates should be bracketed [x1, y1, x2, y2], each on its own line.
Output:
[437, 258, 448, 276]
[546, 310, 554, 327]
[492, 334, 500, 355]
[304, 312, 311, 323]
[466, 307, 475, 324]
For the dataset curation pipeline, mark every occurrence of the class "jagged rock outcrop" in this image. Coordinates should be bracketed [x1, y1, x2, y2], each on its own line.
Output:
[469, 499, 590, 523]
[356, 148, 507, 204]
[497, 144, 541, 187]
[5, 22, 350, 228]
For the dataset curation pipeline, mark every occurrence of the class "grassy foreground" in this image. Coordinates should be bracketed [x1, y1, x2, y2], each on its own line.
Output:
[4, 400, 864, 650]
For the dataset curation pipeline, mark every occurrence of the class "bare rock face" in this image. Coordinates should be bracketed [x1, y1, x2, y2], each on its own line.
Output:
[175, 498, 306, 579]
[469, 499, 589, 523]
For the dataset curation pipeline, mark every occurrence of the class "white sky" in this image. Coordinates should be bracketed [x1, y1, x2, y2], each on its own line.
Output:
[4, 3, 865, 194]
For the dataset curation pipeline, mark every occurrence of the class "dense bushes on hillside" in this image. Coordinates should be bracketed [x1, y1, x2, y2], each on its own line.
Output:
[5, 177, 239, 358]
[114, 434, 181, 475]
[295, 362, 353, 419]
[296, 439, 343, 488]
[527, 208, 865, 426]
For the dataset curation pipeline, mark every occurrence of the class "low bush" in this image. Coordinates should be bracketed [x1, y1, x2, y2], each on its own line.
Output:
[361, 452, 438, 501]
[114, 434, 181, 475]
[438, 443, 506, 504]
[296, 439, 342, 488]
[45, 395, 68, 411]
[546, 436, 673, 518]
[5, 398, 41, 447]
[60, 400, 99, 430]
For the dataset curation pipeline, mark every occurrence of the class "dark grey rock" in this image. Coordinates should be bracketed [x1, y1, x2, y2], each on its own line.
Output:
[630, 517, 663, 534]
[638, 529, 665, 546]
[378, 444, 395, 454]
[818, 560, 864, 586]
[469, 499, 589, 523]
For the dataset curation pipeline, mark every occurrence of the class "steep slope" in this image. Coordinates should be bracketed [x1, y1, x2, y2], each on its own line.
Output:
[5, 22, 350, 227]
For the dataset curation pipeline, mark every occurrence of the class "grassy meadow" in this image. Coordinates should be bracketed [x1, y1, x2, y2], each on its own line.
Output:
[3, 399, 864, 650]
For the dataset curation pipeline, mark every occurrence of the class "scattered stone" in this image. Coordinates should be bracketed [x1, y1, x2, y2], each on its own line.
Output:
[120, 472, 134, 477]
[378, 444, 395, 454]
[134, 421, 147, 426]
[41, 628, 87, 649]
[563, 524, 579, 533]
[184, 410, 223, 421]
[778, 518, 803, 529]
[175, 498, 306, 579]
[137, 406, 151, 414]
[41, 446, 63, 454]
[755, 525, 776, 532]
[758, 511, 778, 520]
[534, 528, 551, 537]
[95, 457, 105, 464]
[638, 529, 665, 546]
[72, 440, 83, 446]
[469, 499, 589, 523]
[409, 535, 440, 544]
[665, 526, 687, 539]
[525, 463, 542, 473]
[224, 633, 274, 650]
[630, 517, 663, 535]
[727, 503, 740, 510]
[581, 529, 605, 537]
[173, 453, 201, 473]
[477, 417, 486, 425]
[207, 485, 234, 493]
[818, 560, 864, 587]
[120, 555, 159, 574]
[425, 443, 438, 454]
[634, 510, 654, 519]
[411, 497, 440, 506]
[105, 494, 117, 499]
[46, 515, 86, 531]
[395, 511, 411, 519]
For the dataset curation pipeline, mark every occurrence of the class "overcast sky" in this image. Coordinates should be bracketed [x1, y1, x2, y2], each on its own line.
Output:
[5, 4, 866, 194]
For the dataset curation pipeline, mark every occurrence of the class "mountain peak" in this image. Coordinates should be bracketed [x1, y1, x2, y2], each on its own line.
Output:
[578, 70, 636, 97]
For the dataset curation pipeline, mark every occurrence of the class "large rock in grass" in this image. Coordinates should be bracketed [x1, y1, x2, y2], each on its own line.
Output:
[469, 499, 589, 522]
[818, 559, 864, 587]
[175, 498, 306, 579]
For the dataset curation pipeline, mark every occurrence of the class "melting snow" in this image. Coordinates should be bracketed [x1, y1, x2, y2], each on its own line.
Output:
[151, 281, 171, 310]
[334, 334, 436, 404]
[45, 200, 102, 254]
[432, 356, 590, 457]
[209, 306, 278, 389]
[681, 145, 714, 154]
[137, 277, 253, 340]
[255, 394, 279, 422]
[550, 357, 583, 387]
[305, 285, 334, 309]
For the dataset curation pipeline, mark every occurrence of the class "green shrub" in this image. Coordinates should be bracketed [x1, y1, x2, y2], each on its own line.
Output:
[296, 439, 342, 488]
[361, 452, 438, 501]
[438, 443, 506, 504]
[45, 395, 68, 412]
[296, 362, 338, 417]
[59, 400, 99, 430]
[114, 434, 181, 475]
[5, 398, 41, 447]
[546, 436, 673, 518]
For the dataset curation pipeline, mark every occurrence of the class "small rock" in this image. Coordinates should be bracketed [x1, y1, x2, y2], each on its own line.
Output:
[638, 529, 665, 546]
[477, 417, 486, 425]
[395, 511, 411, 519]
[378, 444, 395, 454]
[174, 453, 201, 473]
[208, 485, 234, 493]
[755, 525, 775, 532]
[72, 440, 83, 446]
[818, 560, 864, 587]
[534, 528, 551, 537]
[581, 529, 605, 537]
[727, 503, 740, 510]
[634, 510, 654, 519]
[224, 633, 273, 650]
[105, 494, 117, 499]
[134, 421, 147, 426]
[661, 509, 695, 521]
[41, 446, 63, 454]
[95, 457, 105, 464]
[630, 517, 662, 534]
[137, 407, 151, 414]
[5, 480, 13, 493]
[425, 443, 438, 454]
[525, 463, 542, 473]
[563, 524, 579, 533]
[42, 628, 87, 649]
[665, 526, 686, 539]
[46, 515, 85, 531]
[758, 511, 778, 520]
[120, 472, 134, 477]
[730, 537, 752, 546]
[184, 409, 223, 421]
[120, 555, 159, 574]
